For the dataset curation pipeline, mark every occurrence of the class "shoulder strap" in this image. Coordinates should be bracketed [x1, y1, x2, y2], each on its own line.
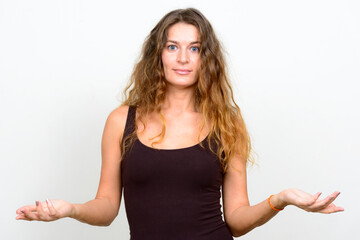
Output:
[121, 105, 136, 146]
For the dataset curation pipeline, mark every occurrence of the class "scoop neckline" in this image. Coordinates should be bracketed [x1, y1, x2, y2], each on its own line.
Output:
[131, 106, 209, 151]
[136, 134, 209, 151]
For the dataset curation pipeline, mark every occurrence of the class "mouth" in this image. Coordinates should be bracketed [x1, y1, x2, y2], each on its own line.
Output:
[173, 69, 192, 75]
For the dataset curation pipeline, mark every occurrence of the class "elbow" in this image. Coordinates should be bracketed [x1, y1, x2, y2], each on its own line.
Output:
[227, 223, 242, 237]
[95, 198, 119, 226]
[101, 221, 113, 227]
[232, 232, 241, 238]
[229, 227, 253, 238]
[102, 212, 119, 226]
[229, 227, 246, 238]
[96, 222, 110, 227]
[233, 231, 248, 238]
[231, 231, 241, 238]
[91, 212, 118, 227]
[94, 216, 116, 227]
[226, 220, 257, 238]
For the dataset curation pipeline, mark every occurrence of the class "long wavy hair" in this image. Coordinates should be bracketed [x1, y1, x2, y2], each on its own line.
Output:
[121, 8, 253, 172]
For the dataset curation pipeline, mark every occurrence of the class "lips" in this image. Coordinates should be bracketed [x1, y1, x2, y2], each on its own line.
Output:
[173, 69, 192, 75]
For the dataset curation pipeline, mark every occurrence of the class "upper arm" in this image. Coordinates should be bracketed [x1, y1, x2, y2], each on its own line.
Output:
[95, 105, 129, 212]
[222, 154, 249, 223]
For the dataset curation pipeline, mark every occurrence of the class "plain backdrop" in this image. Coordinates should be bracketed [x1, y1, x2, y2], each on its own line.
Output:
[1, 0, 359, 239]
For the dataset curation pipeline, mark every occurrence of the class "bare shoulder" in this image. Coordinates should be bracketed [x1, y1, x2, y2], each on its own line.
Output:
[104, 105, 130, 138]
[107, 105, 129, 122]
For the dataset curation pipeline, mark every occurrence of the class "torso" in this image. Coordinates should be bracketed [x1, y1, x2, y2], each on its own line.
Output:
[121, 106, 233, 240]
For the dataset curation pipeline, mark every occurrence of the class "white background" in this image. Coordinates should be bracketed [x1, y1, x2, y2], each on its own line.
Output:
[1, 0, 358, 239]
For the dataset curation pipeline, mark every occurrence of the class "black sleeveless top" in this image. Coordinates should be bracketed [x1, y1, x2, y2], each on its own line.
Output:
[121, 106, 233, 240]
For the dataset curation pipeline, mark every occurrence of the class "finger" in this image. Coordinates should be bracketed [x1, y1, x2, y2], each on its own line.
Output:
[16, 205, 37, 214]
[36, 201, 48, 220]
[321, 191, 340, 206]
[22, 208, 39, 220]
[333, 206, 345, 212]
[16, 209, 25, 216]
[314, 192, 322, 200]
[318, 203, 344, 214]
[310, 192, 341, 211]
[15, 210, 25, 220]
[46, 199, 57, 217]
[16, 213, 32, 221]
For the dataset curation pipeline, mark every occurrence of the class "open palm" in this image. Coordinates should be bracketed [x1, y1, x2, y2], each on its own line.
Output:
[16, 199, 74, 221]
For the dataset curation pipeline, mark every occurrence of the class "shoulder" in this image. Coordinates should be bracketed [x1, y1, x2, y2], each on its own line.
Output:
[108, 105, 130, 122]
[104, 105, 130, 137]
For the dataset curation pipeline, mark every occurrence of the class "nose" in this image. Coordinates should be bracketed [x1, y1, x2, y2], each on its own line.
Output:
[177, 48, 189, 64]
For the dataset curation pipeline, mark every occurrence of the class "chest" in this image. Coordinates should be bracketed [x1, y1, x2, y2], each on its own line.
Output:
[122, 140, 223, 194]
[136, 111, 209, 150]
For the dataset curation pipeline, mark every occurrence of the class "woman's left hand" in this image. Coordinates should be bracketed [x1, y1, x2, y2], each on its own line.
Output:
[274, 189, 344, 214]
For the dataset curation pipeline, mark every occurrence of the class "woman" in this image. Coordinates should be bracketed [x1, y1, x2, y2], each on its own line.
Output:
[16, 8, 343, 239]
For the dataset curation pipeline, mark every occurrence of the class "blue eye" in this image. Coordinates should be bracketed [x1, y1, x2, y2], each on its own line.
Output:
[190, 46, 199, 52]
[168, 45, 177, 50]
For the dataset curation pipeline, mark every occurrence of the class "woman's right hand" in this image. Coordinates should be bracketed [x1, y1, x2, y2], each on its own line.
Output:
[16, 199, 75, 221]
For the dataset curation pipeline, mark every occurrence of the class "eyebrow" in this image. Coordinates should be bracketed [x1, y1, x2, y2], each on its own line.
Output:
[167, 40, 201, 45]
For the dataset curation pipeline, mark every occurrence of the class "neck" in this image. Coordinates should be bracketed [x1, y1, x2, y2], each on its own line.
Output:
[162, 86, 197, 114]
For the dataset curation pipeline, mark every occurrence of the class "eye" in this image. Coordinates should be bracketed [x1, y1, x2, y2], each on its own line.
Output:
[190, 46, 199, 52]
[167, 45, 177, 50]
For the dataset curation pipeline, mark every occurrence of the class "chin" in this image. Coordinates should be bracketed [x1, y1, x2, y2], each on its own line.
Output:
[167, 81, 197, 89]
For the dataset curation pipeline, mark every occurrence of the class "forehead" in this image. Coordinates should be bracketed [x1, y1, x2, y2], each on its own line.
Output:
[166, 23, 200, 43]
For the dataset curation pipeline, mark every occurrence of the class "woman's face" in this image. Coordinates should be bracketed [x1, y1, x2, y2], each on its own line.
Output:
[161, 22, 201, 89]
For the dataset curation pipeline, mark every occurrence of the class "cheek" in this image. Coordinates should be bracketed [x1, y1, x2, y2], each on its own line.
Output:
[161, 53, 172, 70]
[193, 57, 201, 72]
[161, 55, 173, 80]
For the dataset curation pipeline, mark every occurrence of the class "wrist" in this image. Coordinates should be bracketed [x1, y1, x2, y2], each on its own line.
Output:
[70, 203, 79, 219]
[270, 192, 287, 210]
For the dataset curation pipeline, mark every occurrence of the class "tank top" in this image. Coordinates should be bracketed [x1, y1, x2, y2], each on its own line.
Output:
[121, 106, 234, 240]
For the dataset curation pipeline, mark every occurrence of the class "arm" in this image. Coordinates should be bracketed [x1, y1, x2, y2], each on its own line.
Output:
[222, 155, 344, 237]
[16, 106, 129, 226]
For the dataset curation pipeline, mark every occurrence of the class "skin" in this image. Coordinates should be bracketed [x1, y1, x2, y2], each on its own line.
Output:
[15, 23, 344, 236]
[138, 23, 205, 149]
[162, 23, 201, 91]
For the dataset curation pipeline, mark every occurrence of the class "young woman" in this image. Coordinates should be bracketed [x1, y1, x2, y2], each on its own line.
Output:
[16, 8, 343, 239]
